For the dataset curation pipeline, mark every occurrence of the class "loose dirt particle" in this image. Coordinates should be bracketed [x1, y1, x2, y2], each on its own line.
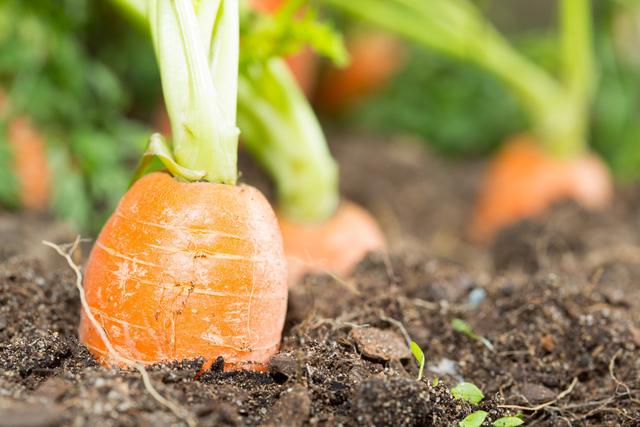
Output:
[352, 327, 412, 361]
[263, 385, 311, 427]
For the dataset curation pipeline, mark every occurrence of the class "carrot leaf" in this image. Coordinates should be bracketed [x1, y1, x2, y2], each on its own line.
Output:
[241, 0, 348, 67]
[324, 0, 589, 159]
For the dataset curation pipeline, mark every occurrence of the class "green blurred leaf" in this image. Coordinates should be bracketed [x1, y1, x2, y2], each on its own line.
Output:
[355, 46, 525, 157]
[241, 0, 348, 67]
[410, 341, 425, 380]
[452, 382, 484, 404]
[0, 123, 20, 208]
[493, 416, 524, 427]
[459, 411, 489, 427]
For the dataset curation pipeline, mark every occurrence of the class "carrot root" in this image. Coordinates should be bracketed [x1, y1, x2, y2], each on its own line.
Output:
[470, 136, 613, 242]
[80, 172, 288, 371]
[279, 200, 386, 287]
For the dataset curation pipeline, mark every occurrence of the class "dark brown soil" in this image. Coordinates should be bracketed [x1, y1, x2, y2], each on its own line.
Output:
[1, 135, 639, 426]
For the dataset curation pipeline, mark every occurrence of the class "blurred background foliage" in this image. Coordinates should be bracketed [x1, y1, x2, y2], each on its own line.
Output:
[350, 0, 640, 175]
[0, 0, 639, 233]
[0, 0, 152, 232]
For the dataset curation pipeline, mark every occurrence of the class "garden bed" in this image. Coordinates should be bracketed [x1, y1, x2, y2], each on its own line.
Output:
[1, 136, 638, 426]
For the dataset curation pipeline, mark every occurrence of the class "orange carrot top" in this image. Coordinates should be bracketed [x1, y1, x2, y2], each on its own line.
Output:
[81, 0, 287, 370]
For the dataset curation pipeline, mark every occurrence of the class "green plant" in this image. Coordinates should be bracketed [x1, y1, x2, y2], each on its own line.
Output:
[459, 410, 488, 427]
[493, 416, 524, 426]
[326, 0, 594, 159]
[452, 318, 494, 350]
[410, 340, 425, 380]
[451, 382, 484, 404]
[0, 0, 149, 232]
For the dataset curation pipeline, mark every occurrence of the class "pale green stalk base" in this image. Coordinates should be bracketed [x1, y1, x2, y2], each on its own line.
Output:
[238, 59, 339, 223]
[148, 0, 240, 184]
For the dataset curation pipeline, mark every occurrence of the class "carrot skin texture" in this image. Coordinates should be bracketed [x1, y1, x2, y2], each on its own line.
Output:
[80, 172, 288, 370]
[279, 200, 386, 287]
[8, 116, 51, 210]
[470, 136, 612, 242]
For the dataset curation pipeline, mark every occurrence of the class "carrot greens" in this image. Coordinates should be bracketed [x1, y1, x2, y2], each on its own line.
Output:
[237, 1, 347, 221]
[118, 0, 348, 222]
[135, 0, 240, 184]
[325, 0, 595, 159]
[0, 0, 149, 231]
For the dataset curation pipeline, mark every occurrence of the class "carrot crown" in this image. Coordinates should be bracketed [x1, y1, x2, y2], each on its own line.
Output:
[137, 0, 240, 184]
[327, 0, 595, 159]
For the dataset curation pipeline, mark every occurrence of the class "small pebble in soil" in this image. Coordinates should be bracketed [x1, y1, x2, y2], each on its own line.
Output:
[351, 327, 411, 361]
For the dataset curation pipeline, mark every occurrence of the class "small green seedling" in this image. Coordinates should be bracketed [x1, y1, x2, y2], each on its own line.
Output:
[410, 341, 425, 381]
[459, 410, 488, 427]
[452, 318, 494, 351]
[493, 416, 524, 426]
[451, 382, 484, 404]
[432, 376, 439, 387]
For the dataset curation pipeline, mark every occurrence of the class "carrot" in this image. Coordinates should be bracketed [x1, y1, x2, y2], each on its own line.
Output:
[329, 0, 612, 241]
[80, 0, 287, 371]
[0, 90, 51, 210]
[280, 201, 385, 285]
[238, 58, 386, 287]
[80, 172, 286, 369]
[469, 136, 612, 242]
[6, 116, 51, 210]
[315, 29, 405, 113]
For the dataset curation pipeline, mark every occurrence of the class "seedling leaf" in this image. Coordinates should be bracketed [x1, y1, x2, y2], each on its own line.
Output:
[459, 410, 488, 427]
[410, 341, 425, 380]
[452, 382, 484, 404]
[493, 417, 524, 426]
[452, 318, 494, 351]
[452, 318, 478, 339]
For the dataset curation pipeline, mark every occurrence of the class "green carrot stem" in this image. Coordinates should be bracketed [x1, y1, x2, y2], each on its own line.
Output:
[556, 0, 594, 155]
[148, 0, 239, 184]
[325, 0, 590, 158]
[116, 0, 340, 221]
[238, 59, 339, 222]
[112, 0, 146, 28]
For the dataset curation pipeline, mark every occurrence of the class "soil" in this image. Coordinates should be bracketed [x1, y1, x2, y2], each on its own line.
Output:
[1, 134, 639, 426]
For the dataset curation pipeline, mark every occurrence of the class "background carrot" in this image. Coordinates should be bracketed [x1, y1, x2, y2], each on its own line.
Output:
[469, 136, 611, 241]
[328, 0, 612, 242]
[81, 0, 287, 370]
[280, 201, 385, 284]
[315, 29, 405, 113]
[6, 116, 51, 210]
[0, 90, 50, 210]
[0, 0, 152, 233]
[238, 53, 385, 287]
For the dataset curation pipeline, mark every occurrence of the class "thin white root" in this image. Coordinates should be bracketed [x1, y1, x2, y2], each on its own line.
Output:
[43, 238, 197, 427]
